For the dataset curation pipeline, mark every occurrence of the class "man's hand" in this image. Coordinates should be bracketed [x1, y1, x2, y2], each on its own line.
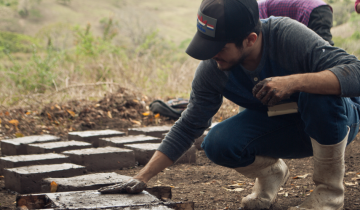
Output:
[98, 151, 173, 195]
[98, 178, 147, 194]
[252, 76, 296, 106]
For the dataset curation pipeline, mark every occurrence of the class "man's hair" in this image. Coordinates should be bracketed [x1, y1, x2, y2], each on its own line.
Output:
[232, 19, 262, 49]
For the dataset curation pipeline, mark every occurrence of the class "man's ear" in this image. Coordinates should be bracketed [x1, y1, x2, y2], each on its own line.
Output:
[243, 32, 258, 48]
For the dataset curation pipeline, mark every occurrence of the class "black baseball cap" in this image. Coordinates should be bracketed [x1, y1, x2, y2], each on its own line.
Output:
[186, 0, 259, 60]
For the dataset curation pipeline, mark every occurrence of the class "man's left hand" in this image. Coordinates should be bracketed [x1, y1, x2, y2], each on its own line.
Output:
[252, 76, 296, 106]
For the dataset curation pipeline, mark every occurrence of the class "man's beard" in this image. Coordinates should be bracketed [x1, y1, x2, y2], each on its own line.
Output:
[213, 53, 248, 71]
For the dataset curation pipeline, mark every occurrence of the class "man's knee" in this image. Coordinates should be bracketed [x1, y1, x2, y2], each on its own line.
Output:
[298, 92, 344, 118]
[201, 124, 242, 167]
[298, 92, 348, 144]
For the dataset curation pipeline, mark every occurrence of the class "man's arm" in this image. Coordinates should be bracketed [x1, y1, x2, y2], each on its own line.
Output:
[133, 151, 173, 183]
[254, 18, 360, 105]
[253, 70, 340, 106]
[99, 60, 225, 194]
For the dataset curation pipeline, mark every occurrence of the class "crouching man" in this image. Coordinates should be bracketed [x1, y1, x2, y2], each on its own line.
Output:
[99, 0, 360, 209]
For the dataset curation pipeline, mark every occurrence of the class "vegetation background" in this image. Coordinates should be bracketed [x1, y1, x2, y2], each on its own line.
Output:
[0, 0, 359, 107]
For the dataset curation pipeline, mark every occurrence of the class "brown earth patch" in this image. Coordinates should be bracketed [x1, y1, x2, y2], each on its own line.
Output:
[0, 90, 359, 209]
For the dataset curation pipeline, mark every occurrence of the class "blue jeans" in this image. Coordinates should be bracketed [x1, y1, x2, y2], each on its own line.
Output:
[201, 93, 360, 168]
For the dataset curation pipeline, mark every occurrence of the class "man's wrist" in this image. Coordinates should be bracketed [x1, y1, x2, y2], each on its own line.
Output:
[287, 74, 303, 93]
[133, 174, 150, 183]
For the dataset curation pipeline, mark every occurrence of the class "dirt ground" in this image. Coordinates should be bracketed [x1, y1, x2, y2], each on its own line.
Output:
[0, 90, 360, 209]
[1, 134, 360, 210]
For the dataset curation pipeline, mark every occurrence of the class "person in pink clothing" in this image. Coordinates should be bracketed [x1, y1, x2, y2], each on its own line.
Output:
[356, 0, 360, 13]
[258, 0, 334, 45]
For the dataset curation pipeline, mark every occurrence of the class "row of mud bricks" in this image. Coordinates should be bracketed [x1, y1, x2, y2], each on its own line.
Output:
[0, 124, 217, 209]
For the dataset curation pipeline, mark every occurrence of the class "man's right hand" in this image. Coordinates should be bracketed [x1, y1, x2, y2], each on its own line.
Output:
[98, 151, 173, 194]
[98, 178, 147, 194]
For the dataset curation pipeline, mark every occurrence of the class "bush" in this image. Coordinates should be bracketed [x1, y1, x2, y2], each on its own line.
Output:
[0, 31, 40, 55]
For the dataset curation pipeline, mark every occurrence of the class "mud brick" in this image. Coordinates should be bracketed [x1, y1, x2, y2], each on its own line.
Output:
[194, 131, 208, 150]
[68, 130, 125, 147]
[99, 135, 161, 148]
[124, 143, 196, 165]
[0, 153, 70, 175]
[1, 135, 61, 156]
[128, 125, 172, 138]
[4, 163, 86, 194]
[34, 190, 174, 209]
[62, 147, 135, 171]
[41, 172, 131, 192]
[27, 140, 92, 154]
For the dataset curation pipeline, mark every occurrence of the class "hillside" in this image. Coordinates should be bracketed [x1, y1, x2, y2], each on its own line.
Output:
[0, 0, 200, 45]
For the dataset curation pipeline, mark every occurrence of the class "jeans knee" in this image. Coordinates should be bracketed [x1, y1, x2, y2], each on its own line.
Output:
[201, 125, 242, 167]
[298, 92, 344, 118]
[298, 92, 348, 144]
[202, 129, 224, 164]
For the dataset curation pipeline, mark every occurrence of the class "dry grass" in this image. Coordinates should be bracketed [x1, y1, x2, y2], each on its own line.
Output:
[0, 0, 204, 108]
[0, 0, 359, 111]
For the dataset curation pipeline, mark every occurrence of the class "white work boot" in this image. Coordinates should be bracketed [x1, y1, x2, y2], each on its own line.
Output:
[235, 156, 290, 209]
[288, 127, 350, 210]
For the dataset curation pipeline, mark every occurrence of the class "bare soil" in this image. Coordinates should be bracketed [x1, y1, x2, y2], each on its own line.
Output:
[0, 90, 360, 210]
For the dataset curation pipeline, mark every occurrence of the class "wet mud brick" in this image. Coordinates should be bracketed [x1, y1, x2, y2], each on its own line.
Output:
[98, 135, 161, 148]
[124, 143, 196, 165]
[128, 125, 172, 138]
[194, 130, 208, 150]
[17, 190, 193, 209]
[16, 191, 194, 209]
[1, 135, 61, 156]
[0, 153, 70, 175]
[68, 130, 125, 147]
[27, 140, 92, 154]
[41, 172, 131, 192]
[62, 146, 135, 171]
[4, 163, 86, 194]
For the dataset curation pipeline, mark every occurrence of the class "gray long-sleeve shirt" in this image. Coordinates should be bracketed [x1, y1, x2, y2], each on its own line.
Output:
[158, 17, 360, 162]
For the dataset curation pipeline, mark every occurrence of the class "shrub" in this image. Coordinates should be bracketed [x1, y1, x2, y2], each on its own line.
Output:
[0, 31, 40, 55]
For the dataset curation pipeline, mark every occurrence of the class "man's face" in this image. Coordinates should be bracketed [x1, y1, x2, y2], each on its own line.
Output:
[212, 43, 248, 71]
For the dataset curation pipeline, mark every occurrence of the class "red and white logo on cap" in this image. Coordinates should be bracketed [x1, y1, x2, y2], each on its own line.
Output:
[197, 10, 217, 37]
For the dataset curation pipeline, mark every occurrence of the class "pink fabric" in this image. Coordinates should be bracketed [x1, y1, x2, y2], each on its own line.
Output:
[258, 0, 331, 26]
[356, 0, 360, 12]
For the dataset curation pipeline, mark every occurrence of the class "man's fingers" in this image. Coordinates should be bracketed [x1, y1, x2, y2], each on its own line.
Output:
[253, 79, 274, 101]
[98, 179, 146, 194]
[98, 183, 126, 194]
[126, 181, 147, 194]
[260, 88, 276, 105]
[252, 83, 264, 96]
[252, 80, 268, 97]
[267, 90, 282, 106]
[255, 84, 270, 102]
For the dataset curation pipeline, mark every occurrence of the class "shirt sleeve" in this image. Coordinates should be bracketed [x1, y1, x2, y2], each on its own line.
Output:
[157, 61, 225, 162]
[356, 0, 360, 13]
[268, 17, 360, 97]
